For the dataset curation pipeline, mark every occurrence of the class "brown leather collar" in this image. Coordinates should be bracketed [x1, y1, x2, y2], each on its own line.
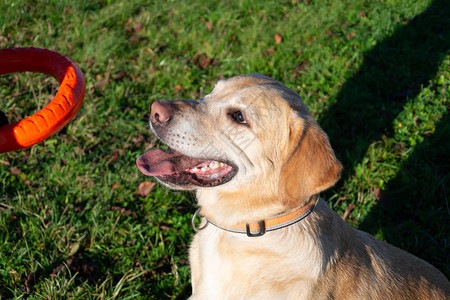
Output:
[192, 194, 319, 237]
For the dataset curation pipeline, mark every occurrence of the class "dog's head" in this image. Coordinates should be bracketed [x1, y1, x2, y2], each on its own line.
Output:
[137, 74, 341, 220]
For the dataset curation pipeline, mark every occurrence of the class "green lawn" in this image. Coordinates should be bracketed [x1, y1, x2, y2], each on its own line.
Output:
[0, 0, 448, 298]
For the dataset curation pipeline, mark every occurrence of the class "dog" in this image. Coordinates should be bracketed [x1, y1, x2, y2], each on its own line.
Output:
[136, 74, 450, 299]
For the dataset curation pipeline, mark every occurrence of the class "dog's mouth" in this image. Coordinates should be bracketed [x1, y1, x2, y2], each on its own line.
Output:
[136, 148, 237, 187]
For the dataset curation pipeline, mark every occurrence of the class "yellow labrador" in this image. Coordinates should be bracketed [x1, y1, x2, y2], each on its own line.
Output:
[137, 74, 450, 299]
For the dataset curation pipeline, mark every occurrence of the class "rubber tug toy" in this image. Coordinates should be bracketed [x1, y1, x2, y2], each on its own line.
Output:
[0, 47, 85, 153]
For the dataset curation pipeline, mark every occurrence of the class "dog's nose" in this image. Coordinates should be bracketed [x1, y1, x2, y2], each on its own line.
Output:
[151, 101, 173, 125]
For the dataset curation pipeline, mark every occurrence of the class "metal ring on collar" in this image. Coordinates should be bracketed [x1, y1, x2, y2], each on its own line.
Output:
[191, 207, 208, 232]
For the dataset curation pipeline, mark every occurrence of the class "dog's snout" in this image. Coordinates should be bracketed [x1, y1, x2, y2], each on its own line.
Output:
[151, 101, 173, 125]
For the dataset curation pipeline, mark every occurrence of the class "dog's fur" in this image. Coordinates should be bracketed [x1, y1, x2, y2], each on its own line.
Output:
[141, 74, 450, 299]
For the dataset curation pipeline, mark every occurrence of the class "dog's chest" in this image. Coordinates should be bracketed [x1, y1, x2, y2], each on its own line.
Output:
[192, 227, 320, 299]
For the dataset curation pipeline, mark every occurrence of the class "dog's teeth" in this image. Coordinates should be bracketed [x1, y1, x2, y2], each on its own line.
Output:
[201, 166, 210, 172]
[192, 167, 199, 172]
[219, 162, 224, 167]
[209, 162, 220, 169]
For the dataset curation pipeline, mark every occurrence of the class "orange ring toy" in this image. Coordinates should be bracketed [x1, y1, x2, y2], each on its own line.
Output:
[0, 47, 85, 153]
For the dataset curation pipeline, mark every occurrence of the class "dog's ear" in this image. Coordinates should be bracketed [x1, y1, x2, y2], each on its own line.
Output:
[279, 116, 342, 208]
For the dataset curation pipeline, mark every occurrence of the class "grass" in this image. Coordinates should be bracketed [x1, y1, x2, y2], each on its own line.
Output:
[0, 0, 448, 298]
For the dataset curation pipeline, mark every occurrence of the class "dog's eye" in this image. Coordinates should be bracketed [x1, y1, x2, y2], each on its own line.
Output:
[230, 111, 248, 124]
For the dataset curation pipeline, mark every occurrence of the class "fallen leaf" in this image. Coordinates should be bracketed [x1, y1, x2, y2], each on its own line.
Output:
[206, 22, 213, 32]
[68, 242, 80, 256]
[373, 187, 387, 203]
[263, 48, 276, 56]
[193, 53, 212, 69]
[274, 33, 283, 44]
[306, 36, 316, 44]
[160, 225, 171, 231]
[134, 21, 143, 33]
[174, 85, 183, 93]
[74, 147, 84, 155]
[0, 159, 10, 166]
[10, 167, 22, 176]
[136, 181, 155, 197]
[112, 70, 127, 79]
[124, 18, 133, 26]
[143, 48, 154, 55]
[107, 151, 119, 163]
[130, 35, 140, 44]
[373, 187, 381, 198]
[295, 60, 310, 72]
[95, 79, 108, 89]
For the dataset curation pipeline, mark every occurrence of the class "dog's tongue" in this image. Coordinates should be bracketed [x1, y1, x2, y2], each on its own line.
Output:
[136, 149, 203, 176]
[136, 149, 179, 176]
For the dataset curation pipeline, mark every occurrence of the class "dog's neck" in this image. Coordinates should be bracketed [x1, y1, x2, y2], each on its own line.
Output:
[195, 191, 319, 237]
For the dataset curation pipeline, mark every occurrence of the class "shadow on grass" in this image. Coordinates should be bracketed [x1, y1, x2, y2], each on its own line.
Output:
[360, 113, 449, 277]
[0, 250, 113, 299]
[320, 0, 449, 276]
[321, 0, 449, 166]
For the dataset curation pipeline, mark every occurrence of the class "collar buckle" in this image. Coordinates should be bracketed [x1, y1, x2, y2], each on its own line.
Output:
[246, 220, 266, 237]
